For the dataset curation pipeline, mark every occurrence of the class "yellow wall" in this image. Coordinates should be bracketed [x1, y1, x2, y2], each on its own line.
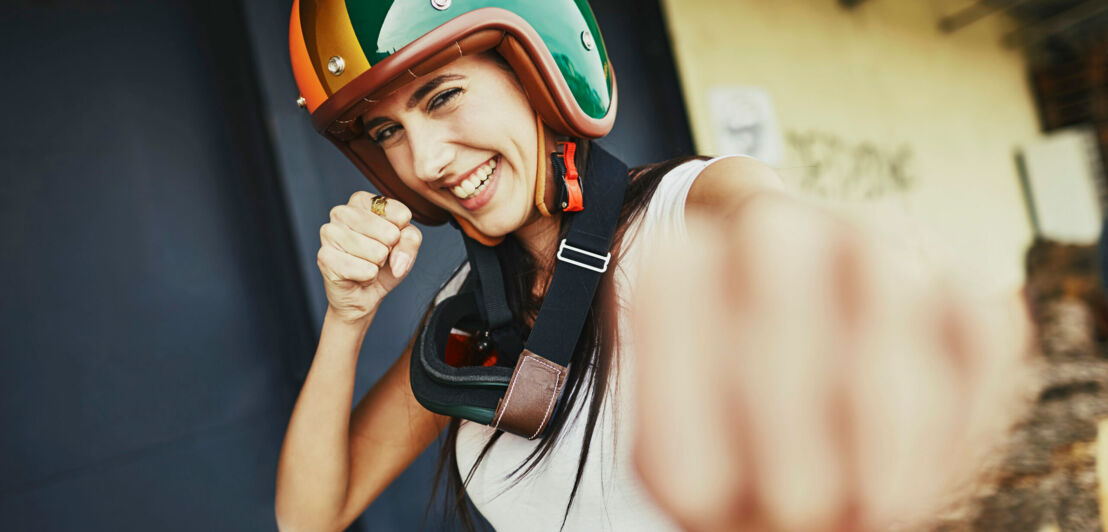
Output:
[660, 0, 1040, 290]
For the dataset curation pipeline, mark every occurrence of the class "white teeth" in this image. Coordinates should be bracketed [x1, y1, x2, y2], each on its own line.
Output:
[449, 158, 497, 199]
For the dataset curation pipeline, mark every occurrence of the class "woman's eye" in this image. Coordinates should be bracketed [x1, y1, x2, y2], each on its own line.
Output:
[428, 88, 462, 111]
[371, 125, 400, 144]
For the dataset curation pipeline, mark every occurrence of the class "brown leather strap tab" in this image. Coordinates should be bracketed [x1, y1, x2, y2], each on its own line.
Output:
[491, 350, 567, 439]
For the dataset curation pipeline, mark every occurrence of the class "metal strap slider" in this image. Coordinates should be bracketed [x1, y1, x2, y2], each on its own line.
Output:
[556, 239, 610, 273]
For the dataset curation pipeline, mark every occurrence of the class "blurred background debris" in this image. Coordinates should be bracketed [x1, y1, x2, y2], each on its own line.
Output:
[923, 238, 1108, 530]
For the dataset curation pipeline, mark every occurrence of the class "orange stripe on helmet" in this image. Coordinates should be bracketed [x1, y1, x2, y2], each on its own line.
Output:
[308, 0, 372, 95]
[289, 0, 327, 113]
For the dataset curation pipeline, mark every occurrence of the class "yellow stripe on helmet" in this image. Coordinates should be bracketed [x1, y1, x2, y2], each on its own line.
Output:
[300, 0, 372, 97]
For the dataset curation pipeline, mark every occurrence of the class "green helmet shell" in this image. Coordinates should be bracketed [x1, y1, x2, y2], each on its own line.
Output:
[348, 0, 611, 119]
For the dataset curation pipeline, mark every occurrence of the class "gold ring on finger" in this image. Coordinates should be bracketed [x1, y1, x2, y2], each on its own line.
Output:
[370, 195, 387, 217]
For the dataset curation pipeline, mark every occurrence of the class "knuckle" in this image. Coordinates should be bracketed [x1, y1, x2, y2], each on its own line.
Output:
[317, 254, 338, 280]
[329, 205, 345, 222]
[350, 190, 371, 205]
[317, 246, 338, 267]
[385, 225, 402, 246]
[395, 203, 413, 225]
[361, 262, 380, 281]
[370, 240, 389, 263]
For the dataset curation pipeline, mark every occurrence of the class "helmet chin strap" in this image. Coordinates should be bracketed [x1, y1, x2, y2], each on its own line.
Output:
[453, 111, 553, 247]
[532, 112, 555, 218]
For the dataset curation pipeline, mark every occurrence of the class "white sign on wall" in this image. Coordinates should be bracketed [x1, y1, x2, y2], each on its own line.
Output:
[1019, 127, 1105, 243]
[708, 86, 784, 166]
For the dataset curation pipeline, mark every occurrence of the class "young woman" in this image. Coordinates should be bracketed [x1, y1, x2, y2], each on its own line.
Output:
[276, 2, 1028, 531]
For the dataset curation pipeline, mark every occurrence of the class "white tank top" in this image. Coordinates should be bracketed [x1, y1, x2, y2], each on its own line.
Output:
[433, 156, 743, 531]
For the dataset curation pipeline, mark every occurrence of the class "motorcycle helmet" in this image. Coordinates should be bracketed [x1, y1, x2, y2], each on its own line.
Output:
[289, 0, 618, 231]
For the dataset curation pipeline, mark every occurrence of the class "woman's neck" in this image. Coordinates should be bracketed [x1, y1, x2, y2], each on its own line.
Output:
[514, 209, 562, 298]
[515, 211, 560, 265]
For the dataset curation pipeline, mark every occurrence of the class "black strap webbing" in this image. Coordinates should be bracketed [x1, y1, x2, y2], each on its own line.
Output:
[526, 144, 626, 365]
[461, 143, 628, 368]
[462, 237, 523, 365]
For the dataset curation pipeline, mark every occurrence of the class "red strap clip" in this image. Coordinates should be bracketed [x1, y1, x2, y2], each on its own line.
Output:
[560, 141, 583, 212]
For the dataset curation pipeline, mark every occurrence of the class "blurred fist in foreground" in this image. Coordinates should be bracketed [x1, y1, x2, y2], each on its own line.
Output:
[632, 193, 1031, 532]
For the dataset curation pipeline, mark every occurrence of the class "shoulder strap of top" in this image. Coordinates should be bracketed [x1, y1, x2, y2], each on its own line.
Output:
[642, 154, 756, 238]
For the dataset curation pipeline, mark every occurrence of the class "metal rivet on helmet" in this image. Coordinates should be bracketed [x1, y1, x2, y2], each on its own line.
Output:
[327, 56, 345, 76]
[430, 0, 451, 10]
[580, 30, 594, 51]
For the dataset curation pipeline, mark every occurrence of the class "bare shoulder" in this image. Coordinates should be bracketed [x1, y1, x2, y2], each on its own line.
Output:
[687, 156, 785, 212]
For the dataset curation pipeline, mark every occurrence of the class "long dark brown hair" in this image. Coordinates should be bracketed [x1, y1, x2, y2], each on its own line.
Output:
[424, 145, 710, 531]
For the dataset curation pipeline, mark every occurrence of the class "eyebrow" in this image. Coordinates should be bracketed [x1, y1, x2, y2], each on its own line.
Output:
[361, 73, 465, 133]
[407, 74, 464, 110]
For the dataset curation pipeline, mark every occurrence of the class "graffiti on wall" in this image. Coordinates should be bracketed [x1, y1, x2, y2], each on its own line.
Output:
[785, 130, 917, 200]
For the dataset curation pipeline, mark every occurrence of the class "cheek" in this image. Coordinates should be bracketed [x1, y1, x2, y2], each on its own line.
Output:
[453, 102, 503, 141]
[384, 145, 408, 173]
[465, 81, 535, 140]
[383, 145, 426, 193]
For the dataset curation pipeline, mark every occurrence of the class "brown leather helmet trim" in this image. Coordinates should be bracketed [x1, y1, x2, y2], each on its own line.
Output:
[307, 7, 618, 226]
[490, 350, 568, 439]
[496, 35, 574, 135]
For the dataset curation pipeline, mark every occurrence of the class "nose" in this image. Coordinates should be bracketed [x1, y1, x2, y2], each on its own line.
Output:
[407, 120, 455, 185]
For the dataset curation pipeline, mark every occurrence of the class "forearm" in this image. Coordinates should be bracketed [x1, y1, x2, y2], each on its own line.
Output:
[275, 306, 374, 531]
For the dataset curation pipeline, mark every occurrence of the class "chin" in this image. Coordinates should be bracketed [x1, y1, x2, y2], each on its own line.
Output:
[472, 218, 519, 239]
[469, 209, 531, 239]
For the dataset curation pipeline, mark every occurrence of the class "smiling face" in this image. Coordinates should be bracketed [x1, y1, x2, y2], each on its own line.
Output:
[361, 53, 557, 240]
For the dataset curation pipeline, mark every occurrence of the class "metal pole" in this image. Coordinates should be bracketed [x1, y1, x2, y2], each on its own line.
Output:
[939, 0, 1036, 33]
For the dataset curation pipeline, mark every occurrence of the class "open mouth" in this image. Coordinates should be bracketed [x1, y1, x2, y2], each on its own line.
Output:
[449, 155, 501, 212]
[450, 156, 497, 200]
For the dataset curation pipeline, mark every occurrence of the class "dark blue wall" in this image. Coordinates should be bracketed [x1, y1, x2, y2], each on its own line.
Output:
[0, 0, 693, 530]
[0, 1, 313, 530]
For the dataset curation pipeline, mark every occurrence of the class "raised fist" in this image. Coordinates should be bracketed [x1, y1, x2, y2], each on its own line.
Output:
[317, 191, 422, 324]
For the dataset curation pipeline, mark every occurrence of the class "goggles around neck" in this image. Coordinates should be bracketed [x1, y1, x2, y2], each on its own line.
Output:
[409, 143, 627, 439]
